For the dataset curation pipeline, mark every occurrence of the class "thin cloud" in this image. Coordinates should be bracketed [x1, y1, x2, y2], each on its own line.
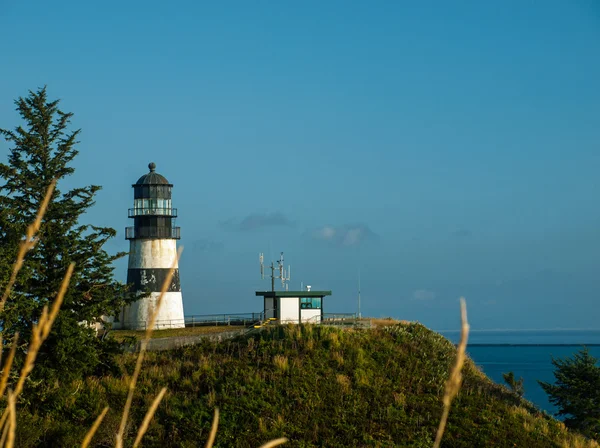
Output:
[306, 223, 378, 247]
[412, 289, 436, 301]
[190, 238, 225, 253]
[220, 212, 294, 231]
[451, 229, 472, 238]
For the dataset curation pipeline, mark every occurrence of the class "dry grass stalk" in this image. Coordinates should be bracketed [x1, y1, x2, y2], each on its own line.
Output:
[336, 374, 351, 393]
[132, 387, 167, 448]
[115, 247, 182, 448]
[0, 179, 56, 313]
[202, 408, 287, 448]
[205, 408, 219, 448]
[0, 414, 8, 448]
[13, 262, 74, 398]
[0, 262, 73, 437]
[0, 180, 57, 439]
[258, 438, 289, 448]
[0, 335, 18, 398]
[0, 180, 82, 446]
[0, 390, 16, 448]
[273, 355, 289, 372]
[81, 406, 109, 448]
[433, 297, 469, 448]
[6, 390, 16, 448]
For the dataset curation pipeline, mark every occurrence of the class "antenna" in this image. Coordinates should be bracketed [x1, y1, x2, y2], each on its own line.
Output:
[259, 251, 291, 291]
[358, 268, 362, 319]
[279, 252, 284, 282]
[277, 252, 291, 290]
[259, 253, 264, 279]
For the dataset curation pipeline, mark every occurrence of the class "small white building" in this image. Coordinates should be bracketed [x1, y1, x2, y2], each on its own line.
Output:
[255, 290, 332, 324]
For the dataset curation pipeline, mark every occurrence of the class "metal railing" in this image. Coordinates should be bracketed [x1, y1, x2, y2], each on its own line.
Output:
[111, 311, 362, 331]
[185, 313, 263, 327]
[113, 313, 265, 331]
[114, 318, 186, 331]
[128, 208, 178, 218]
[125, 226, 181, 240]
[322, 313, 357, 322]
[302, 312, 365, 328]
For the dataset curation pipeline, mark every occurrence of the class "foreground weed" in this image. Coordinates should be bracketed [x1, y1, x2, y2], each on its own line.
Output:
[0, 179, 56, 312]
[0, 258, 72, 440]
[81, 407, 109, 448]
[115, 247, 182, 448]
[433, 297, 469, 448]
[204, 409, 288, 448]
[133, 387, 167, 448]
[273, 355, 289, 372]
[0, 181, 72, 446]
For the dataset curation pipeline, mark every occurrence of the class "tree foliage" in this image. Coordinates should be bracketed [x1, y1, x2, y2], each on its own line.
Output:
[0, 86, 134, 391]
[538, 347, 600, 440]
[502, 371, 524, 397]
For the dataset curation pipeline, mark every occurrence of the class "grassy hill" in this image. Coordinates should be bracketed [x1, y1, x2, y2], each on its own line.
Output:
[14, 323, 598, 447]
[109, 325, 246, 342]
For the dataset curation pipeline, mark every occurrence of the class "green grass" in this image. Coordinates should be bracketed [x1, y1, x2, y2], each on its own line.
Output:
[11, 323, 598, 447]
[109, 325, 246, 342]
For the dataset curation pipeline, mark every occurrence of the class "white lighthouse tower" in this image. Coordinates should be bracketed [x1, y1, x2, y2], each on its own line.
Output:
[120, 162, 185, 330]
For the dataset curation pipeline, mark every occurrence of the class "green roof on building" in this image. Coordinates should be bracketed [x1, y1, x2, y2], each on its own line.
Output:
[255, 290, 332, 298]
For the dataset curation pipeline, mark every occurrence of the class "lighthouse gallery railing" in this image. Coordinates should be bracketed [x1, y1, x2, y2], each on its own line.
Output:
[128, 207, 178, 217]
[125, 226, 181, 239]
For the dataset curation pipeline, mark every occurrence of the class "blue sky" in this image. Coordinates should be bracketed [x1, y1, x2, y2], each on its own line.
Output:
[1, 1, 599, 330]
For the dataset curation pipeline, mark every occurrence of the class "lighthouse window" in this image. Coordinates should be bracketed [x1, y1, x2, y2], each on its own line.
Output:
[300, 297, 321, 309]
[156, 198, 171, 211]
[133, 198, 172, 215]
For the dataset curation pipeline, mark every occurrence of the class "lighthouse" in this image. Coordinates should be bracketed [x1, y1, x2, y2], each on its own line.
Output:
[120, 162, 185, 330]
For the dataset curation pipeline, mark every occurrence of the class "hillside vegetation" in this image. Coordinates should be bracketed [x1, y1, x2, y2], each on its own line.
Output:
[12, 323, 597, 447]
[109, 325, 245, 342]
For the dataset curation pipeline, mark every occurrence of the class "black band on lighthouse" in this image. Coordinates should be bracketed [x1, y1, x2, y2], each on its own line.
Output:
[127, 268, 181, 293]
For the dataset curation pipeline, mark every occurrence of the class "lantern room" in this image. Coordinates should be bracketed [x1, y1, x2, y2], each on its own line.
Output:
[126, 162, 180, 240]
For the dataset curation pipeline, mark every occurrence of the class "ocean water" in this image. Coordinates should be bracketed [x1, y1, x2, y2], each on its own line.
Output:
[438, 330, 600, 415]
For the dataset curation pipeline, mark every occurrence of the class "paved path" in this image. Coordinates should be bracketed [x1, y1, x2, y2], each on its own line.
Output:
[123, 328, 249, 352]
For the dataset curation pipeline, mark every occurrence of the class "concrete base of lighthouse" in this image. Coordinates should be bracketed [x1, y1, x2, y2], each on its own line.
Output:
[120, 292, 185, 330]
[118, 239, 185, 330]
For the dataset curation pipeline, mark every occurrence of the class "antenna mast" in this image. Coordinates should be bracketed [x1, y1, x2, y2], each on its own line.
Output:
[259, 251, 291, 291]
[358, 268, 361, 319]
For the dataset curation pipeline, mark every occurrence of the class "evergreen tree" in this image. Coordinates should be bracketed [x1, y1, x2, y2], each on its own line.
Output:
[502, 371, 524, 397]
[0, 87, 134, 391]
[538, 348, 600, 440]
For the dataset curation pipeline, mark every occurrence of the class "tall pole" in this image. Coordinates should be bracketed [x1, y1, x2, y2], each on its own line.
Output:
[271, 262, 275, 291]
[358, 268, 361, 319]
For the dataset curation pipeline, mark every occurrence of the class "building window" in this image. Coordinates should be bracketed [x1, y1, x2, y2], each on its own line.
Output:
[133, 198, 172, 215]
[300, 297, 321, 309]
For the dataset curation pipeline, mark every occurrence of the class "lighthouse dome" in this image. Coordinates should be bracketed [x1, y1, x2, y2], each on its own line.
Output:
[134, 162, 171, 186]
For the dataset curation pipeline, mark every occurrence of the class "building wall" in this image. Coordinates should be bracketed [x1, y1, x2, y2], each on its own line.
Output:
[128, 239, 179, 268]
[121, 292, 185, 330]
[265, 297, 275, 319]
[122, 239, 185, 330]
[301, 309, 321, 323]
[279, 297, 299, 324]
